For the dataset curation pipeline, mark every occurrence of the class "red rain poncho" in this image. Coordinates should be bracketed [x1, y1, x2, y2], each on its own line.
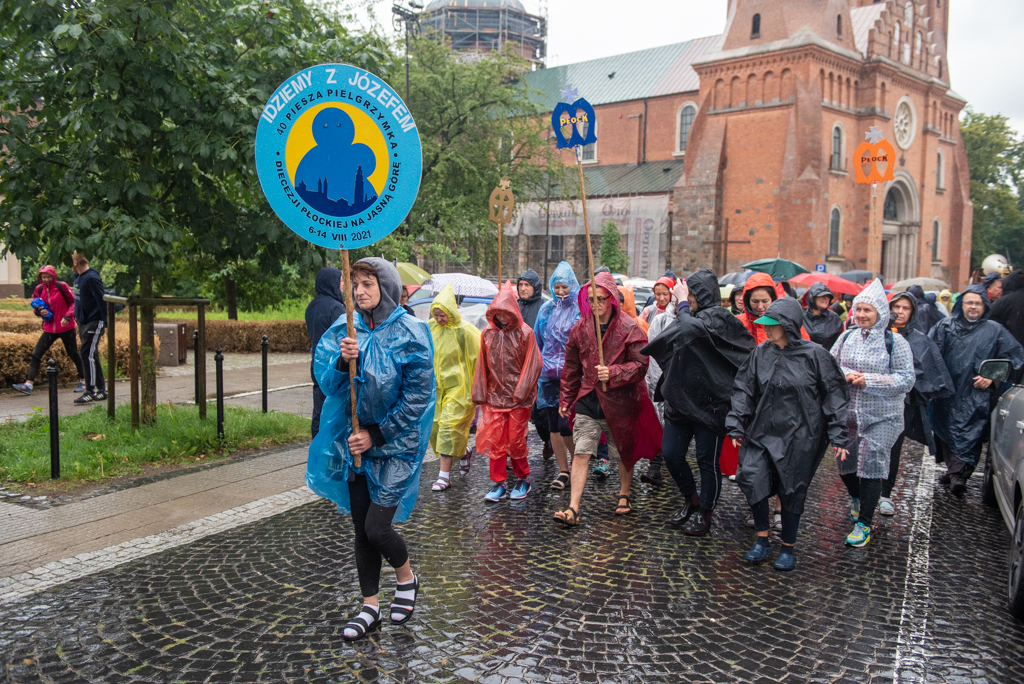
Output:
[560, 272, 662, 468]
[618, 283, 649, 334]
[736, 272, 811, 344]
[472, 283, 543, 457]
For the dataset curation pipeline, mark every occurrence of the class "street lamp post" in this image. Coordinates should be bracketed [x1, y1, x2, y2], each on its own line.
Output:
[392, 2, 421, 105]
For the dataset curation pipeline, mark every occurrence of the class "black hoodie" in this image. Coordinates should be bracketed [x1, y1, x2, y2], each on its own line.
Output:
[305, 267, 345, 353]
[641, 269, 755, 431]
[517, 268, 544, 329]
[991, 269, 1024, 349]
[907, 285, 942, 335]
[802, 282, 843, 350]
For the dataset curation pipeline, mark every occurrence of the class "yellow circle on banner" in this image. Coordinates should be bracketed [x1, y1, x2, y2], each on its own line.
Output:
[285, 102, 388, 196]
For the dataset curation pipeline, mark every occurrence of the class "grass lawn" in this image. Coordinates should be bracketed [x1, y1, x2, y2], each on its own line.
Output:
[0, 404, 310, 485]
[154, 298, 308, 321]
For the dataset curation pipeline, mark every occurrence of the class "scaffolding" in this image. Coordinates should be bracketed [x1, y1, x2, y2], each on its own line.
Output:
[420, 0, 547, 67]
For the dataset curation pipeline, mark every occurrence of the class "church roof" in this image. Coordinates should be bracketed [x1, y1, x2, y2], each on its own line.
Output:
[851, 3, 887, 57]
[524, 34, 723, 109]
[544, 160, 687, 198]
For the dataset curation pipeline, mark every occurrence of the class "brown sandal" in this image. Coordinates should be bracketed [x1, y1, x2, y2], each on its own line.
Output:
[553, 507, 580, 526]
[614, 495, 633, 515]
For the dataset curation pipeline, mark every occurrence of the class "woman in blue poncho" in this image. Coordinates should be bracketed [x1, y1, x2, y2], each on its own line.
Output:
[308, 257, 436, 641]
[534, 261, 581, 490]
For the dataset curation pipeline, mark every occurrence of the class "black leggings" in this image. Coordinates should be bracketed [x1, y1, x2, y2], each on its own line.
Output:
[883, 433, 906, 498]
[840, 474, 883, 527]
[27, 330, 84, 382]
[349, 474, 409, 598]
[751, 497, 800, 545]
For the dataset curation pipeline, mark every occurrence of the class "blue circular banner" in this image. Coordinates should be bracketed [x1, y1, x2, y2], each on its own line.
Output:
[255, 64, 422, 250]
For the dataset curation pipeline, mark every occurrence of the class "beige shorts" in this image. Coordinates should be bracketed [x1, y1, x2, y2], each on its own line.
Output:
[572, 414, 620, 460]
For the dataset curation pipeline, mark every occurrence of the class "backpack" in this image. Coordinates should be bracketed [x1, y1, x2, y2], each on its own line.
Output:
[34, 281, 74, 309]
[837, 328, 894, 372]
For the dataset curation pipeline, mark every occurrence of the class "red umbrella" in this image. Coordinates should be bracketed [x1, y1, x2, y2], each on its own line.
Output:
[789, 272, 864, 297]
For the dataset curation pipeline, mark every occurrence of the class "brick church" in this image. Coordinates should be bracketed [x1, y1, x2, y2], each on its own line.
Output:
[512, 0, 971, 288]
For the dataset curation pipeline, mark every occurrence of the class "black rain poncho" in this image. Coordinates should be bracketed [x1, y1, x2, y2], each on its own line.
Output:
[991, 270, 1024, 350]
[802, 282, 844, 350]
[929, 283, 1024, 465]
[727, 297, 849, 514]
[641, 269, 755, 432]
[516, 269, 544, 329]
[889, 293, 954, 453]
[907, 285, 943, 335]
[305, 267, 346, 436]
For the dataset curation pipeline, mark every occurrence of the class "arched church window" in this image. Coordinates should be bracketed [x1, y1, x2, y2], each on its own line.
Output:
[678, 104, 696, 153]
[932, 219, 941, 261]
[831, 126, 844, 170]
[936, 150, 945, 189]
[837, 15, 843, 39]
[751, 14, 761, 37]
[893, 22, 901, 48]
[829, 209, 842, 256]
[938, 58, 943, 80]
[884, 189, 899, 221]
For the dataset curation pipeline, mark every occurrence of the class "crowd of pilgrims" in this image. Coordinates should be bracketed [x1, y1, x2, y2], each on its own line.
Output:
[301, 257, 1024, 640]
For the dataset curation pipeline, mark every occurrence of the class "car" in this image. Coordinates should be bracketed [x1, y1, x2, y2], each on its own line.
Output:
[981, 358, 1024, 620]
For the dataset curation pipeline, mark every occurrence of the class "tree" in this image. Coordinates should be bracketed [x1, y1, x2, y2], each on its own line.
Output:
[598, 220, 629, 273]
[403, 36, 561, 275]
[961, 108, 1024, 270]
[0, 0, 389, 421]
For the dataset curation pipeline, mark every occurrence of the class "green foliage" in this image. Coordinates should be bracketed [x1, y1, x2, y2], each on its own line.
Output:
[155, 298, 309, 321]
[598, 221, 629, 273]
[0, 404, 310, 484]
[0, 0, 391, 294]
[961, 108, 1024, 269]
[403, 37, 562, 273]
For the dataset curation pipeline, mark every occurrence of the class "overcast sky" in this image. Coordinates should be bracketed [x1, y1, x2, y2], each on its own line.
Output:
[359, 0, 1024, 133]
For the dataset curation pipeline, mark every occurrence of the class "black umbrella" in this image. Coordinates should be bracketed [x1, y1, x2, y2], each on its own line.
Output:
[840, 270, 874, 283]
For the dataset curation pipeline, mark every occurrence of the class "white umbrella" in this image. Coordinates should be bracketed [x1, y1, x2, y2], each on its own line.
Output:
[890, 277, 951, 292]
[424, 273, 499, 297]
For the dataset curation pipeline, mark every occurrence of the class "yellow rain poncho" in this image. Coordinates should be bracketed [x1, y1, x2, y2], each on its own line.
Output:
[428, 284, 481, 457]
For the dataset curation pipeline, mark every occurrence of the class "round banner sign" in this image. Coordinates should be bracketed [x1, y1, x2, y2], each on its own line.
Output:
[255, 64, 422, 249]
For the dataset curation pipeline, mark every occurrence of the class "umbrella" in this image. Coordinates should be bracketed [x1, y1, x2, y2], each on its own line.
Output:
[396, 261, 430, 286]
[424, 273, 499, 298]
[840, 270, 874, 283]
[741, 258, 810, 280]
[788, 272, 864, 297]
[718, 270, 755, 287]
[889, 277, 951, 292]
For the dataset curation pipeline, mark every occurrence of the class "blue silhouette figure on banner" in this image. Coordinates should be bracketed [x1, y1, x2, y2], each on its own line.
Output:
[295, 108, 378, 217]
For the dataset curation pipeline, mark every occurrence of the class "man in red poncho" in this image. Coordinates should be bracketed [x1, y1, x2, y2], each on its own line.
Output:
[555, 272, 662, 525]
[472, 283, 543, 503]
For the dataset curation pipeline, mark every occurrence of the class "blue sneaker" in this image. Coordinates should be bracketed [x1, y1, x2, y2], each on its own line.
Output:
[483, 483, 507, 502]
[73, 380, 87, 393]
[509, 479, 531, 500]
[850, 498, 860, 522]
[846, 522, 871, 547]
[743, 537, 772, 564]
[11, 382, 32, 395]
[593, 459, 610, 479]
[773, 547, 796, 571]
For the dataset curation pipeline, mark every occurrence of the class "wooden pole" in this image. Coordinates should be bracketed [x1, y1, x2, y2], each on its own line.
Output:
[871, 182, 879, 279]
[106, 301, 115, 420]
[341, 250, 361, 468]
[575, 153, 606, 391]
[197, 304, 207, 420]
[128, 304, 139, 429]
[498, 222, 502, 286]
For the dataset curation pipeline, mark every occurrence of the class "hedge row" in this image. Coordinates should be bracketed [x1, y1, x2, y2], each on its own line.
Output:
[0, 331, 159, 387]
[165, 319, 309, 353]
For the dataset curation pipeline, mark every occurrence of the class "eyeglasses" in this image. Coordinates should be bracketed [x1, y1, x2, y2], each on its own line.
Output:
[594, 296, 609, 303]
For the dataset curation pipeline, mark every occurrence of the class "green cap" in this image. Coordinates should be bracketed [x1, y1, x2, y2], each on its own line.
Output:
[753, 315, 781, 326]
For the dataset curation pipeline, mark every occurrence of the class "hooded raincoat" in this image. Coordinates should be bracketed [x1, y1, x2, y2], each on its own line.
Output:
[802, 282, 844, 350]
[307, 258, 437, 522]
[517, 269, 544, 329]
[32, 266, 76, 334]
[306, 267, 346, 437]
[991, 270, 1024, 350]
[561, 272, 662, 468]
[889, 293, 955, 452]
[929, 284, 1024, 465]
[727, 298, 849, 514]
[535, 262, 581, 409]
[642, 269, 755, 432]
[830, 280, 915, 479]
[618, 284, 649, 333]
[639, 276, 676, 325]
[907, 285, 943, 335]
[643, 290, 676, 423]
[429, 284, 481, 458]
[472, 283, 543, 457]
[737, 272, 811, 344]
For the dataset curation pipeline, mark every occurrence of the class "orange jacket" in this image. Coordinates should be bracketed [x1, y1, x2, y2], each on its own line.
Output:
[736, 272, 811, 344]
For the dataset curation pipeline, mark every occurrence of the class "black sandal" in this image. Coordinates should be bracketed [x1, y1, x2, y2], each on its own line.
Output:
[553, 507, 580, 526]
[390, 576, 420, 625]
[614, 495, 633, 515]
[343, 604, 381, 641]
[550, 472, 570, 490]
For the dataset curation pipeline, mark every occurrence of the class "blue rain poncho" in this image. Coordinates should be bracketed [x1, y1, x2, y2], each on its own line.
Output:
[830, 279, 915, 479]
[534, 261, 580, 409]
[307, 259, 437, 522]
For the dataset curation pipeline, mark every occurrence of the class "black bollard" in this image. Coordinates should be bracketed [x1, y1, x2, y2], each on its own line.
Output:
[193, 330, 199, 405]
[215, 348, 224, 440]
[261, 335, 268, 413]
[47, 359, 60, 479]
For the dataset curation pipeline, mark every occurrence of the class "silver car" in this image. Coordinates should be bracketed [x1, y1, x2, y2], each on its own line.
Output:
[981, 358, 1024, 620]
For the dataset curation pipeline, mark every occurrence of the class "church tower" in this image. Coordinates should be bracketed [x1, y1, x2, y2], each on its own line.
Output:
[354, 165, 365, 205]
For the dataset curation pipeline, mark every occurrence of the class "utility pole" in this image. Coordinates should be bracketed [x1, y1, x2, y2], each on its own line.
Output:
[392, 1, 420, 234]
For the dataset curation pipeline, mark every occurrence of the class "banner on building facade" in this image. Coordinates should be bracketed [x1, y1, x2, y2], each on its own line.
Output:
[509, 195, 669, 279]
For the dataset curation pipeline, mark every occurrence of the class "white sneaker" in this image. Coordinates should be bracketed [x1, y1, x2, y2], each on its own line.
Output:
[728, 474, 736, 482]
[878, 497, 896, 516]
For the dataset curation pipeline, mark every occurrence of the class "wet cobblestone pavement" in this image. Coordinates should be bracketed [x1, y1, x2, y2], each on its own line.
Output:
[2, 437, 1023, 683]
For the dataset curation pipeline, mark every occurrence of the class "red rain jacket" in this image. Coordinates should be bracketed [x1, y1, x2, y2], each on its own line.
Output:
[33, 265, 76, 334]
[560, 272, 662, 468]
[472, 282, 542, 409]
[736, 272, 811, 345]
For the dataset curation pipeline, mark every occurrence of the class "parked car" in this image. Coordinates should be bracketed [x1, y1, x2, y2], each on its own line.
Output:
[981, 358, 1024, 620]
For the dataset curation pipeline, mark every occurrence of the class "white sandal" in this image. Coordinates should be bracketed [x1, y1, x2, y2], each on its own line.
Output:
[431, 478, 451, 492]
